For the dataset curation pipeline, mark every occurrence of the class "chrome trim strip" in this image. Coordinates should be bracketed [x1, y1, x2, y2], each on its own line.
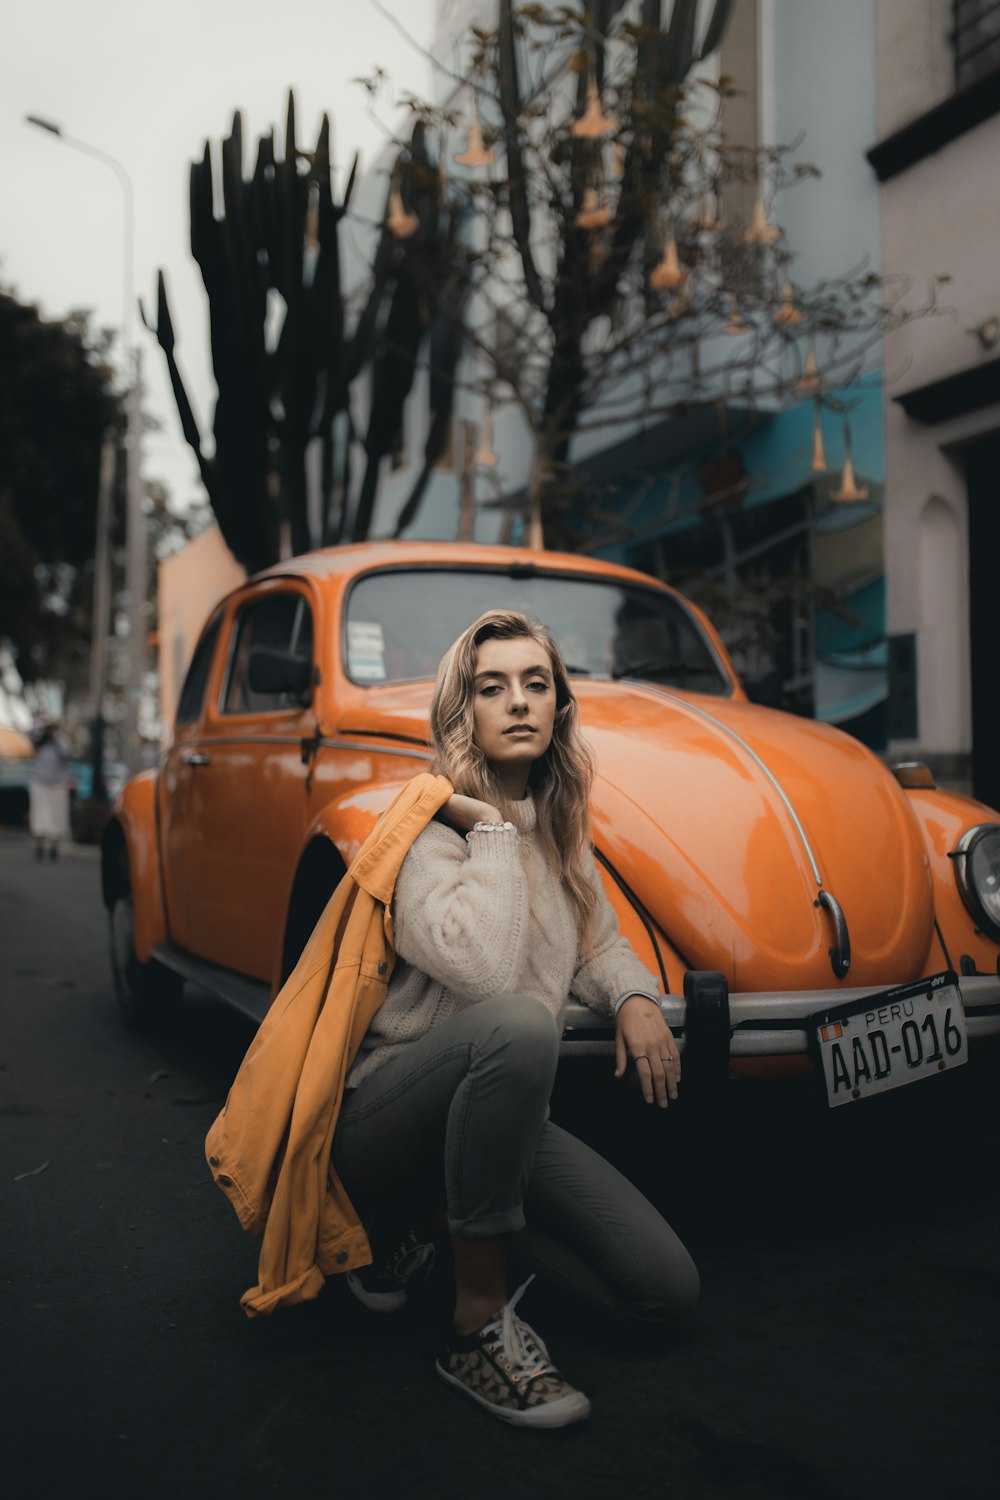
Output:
[169, 734, 304, 748]
[622, 682, 825, 886]
[338, 728, 430, 746]
[319, 737, 432, 761]
[565, 976, 999, 1026]
[560, 975, 1000, 1056]
[562, 1017, 1000, 1057]
[817, 889, 851, 978]
[166, 735, 432, 760]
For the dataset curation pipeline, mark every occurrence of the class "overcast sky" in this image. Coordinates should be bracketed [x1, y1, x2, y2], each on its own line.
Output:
[1, 0, 435, 517]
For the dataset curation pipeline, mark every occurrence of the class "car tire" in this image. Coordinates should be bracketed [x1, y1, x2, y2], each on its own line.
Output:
[280, 839, 348, 988]
[109, 890, 183, 1029]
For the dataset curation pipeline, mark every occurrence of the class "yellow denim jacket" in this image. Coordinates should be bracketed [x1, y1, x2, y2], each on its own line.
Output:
[205, 772, 454, 1318]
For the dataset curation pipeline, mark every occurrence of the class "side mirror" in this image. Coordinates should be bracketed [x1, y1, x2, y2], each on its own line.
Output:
[247, 647, 313, 704]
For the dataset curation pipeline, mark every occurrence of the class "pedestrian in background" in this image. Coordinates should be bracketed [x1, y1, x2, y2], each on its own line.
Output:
[29, 715, 71, 861]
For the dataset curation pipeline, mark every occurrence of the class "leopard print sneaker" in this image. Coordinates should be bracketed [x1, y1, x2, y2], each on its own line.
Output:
[435, 1278, 591, 1429]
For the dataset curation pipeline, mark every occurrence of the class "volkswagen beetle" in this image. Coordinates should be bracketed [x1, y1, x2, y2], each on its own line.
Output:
[102, 541, 1000, 1107]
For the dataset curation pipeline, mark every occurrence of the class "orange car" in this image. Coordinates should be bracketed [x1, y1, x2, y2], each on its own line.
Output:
[103, 541, 1000, 1108]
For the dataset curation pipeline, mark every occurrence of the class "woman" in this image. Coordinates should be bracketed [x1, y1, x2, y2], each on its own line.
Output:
[333, 610, 698, 1428]
[29, 715, 72, 861]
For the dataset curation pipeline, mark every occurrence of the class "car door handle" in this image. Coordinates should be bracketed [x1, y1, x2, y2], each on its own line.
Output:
[181, 751, 211, 768]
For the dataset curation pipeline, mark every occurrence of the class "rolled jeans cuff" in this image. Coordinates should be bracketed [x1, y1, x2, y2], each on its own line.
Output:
[448, 1205, 527, 1239]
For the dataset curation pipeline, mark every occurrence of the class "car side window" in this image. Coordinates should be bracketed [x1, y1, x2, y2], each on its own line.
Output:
[221, 593, 314, 715]
[175, 615, 223, 726]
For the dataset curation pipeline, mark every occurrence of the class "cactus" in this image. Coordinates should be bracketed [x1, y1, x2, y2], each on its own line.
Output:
[355, 121, 469, 542]
[148, 93, 469, 568]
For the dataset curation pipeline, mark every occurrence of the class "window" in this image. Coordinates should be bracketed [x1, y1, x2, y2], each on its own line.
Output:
[344, 568, 730, 696]
[175, 614, 222, 725]
[954, 0, 1000, 90]
[221, 592, 314, 715]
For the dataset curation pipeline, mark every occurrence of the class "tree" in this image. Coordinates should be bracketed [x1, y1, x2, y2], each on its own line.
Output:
[367, 0, 928, 552]
[149, 93, 468, 573]
[0, 287, 205, 723]
[0, 291, 122, 684]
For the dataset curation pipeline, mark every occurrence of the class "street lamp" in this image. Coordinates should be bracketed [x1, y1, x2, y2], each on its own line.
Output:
[25, 114, 147, 781]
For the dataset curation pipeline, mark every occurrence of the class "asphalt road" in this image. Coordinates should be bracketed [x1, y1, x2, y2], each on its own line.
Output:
[2, 827, 999, 1500]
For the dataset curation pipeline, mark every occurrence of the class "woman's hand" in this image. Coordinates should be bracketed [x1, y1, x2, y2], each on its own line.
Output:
[614, 996, 681, 1108]
[436, 793, 503, 836]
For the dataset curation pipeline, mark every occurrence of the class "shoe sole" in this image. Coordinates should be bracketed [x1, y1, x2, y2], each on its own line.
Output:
[435, 1360, 591, 1429]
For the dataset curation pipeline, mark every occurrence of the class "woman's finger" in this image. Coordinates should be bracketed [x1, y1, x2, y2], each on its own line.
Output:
[647, 1053, 669, 1108]
[633, 1051, 667, 1107]
[633, 1052, 654, 1105]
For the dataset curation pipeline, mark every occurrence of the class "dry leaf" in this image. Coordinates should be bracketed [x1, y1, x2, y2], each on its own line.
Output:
[14, 1161, 49, 1182]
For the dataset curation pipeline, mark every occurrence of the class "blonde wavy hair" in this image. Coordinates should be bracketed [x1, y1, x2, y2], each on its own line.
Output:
[429, 609, 597, 948]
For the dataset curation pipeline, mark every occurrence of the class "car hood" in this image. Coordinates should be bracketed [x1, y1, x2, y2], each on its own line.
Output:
[338, 679, 935, 990]
[576, 680, 934, 990]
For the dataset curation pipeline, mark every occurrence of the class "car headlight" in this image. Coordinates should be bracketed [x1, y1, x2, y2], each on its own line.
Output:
[952, 824, 1000, 944]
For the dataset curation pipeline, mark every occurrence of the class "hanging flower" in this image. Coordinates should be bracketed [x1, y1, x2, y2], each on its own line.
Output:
[649, 230, 687, 291]
[386, 183, 419, 239]
[571, 82, 617, 139]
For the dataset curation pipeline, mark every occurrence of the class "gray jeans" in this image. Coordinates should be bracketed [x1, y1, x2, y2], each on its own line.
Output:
[333, 994, 699, 1327]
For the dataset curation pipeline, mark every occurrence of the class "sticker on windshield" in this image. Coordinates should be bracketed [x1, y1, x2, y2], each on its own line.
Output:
[347, 620, 386, 681]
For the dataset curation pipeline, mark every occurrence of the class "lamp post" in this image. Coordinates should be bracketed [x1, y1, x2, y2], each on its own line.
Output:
[25, 114, 147, 780]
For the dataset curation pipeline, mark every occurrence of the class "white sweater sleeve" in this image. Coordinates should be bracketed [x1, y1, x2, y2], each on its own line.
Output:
[391, 822, 531, 999]
[571, 854, 662, 1018]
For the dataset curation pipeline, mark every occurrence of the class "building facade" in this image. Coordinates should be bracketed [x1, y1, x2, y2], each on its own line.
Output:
[869, 0, 1000, 804]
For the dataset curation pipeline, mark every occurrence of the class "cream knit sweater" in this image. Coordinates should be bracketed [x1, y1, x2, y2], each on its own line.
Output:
[347, 796, 660, 1089]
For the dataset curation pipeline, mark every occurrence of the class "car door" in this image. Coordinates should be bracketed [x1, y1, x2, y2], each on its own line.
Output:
[182, 585, 318, 980]
[159, 610, 225, 946]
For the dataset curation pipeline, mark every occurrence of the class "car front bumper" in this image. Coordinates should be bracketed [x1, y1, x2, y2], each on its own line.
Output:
[561, 973, 1000, 1065]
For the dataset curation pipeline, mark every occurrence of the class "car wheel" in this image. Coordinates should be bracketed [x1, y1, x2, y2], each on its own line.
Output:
[109, 890, 182, 1029]
[280, 841, 347, 987]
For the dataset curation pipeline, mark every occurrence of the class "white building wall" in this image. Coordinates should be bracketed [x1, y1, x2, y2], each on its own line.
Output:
[875, 0, 1000, 774]
[771, 0, 881, 289]
[875, 0, 954, 137]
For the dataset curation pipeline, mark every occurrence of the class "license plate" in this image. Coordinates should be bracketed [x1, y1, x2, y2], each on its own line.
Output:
[815, 973, 968, 1108]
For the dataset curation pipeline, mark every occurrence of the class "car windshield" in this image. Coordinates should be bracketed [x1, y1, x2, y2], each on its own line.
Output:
[344, 568, 731, 696]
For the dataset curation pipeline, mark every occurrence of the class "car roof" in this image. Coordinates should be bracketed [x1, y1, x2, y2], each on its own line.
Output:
[251, 539, 680, 595]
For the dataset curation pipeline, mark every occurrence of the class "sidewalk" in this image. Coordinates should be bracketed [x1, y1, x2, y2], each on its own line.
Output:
[0, 826, 100, 857]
